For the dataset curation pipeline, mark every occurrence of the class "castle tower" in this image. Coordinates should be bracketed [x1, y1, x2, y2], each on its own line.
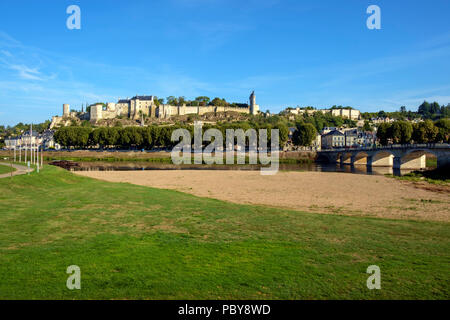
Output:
[63, 104, 70, 117]
[249, 91, 259, 115]
[90, 104, 103, 122]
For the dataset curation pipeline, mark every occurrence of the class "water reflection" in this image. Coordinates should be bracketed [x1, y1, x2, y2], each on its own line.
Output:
[70, 161, 414, 176]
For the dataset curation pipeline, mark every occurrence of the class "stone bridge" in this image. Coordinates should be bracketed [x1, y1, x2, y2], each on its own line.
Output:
[317, 144, 450, 170]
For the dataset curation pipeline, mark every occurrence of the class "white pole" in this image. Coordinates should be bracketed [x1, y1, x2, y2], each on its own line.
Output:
[32, 124, 35, 165]
[25, 141, 27, 163]
[30, 124, 33, 165]
[14, 146, 16, 162]
[19, 146, 21, 163]
[36, 144, 39, 173]
[41, 144, 43, 168]
[36, 138, 39, 166]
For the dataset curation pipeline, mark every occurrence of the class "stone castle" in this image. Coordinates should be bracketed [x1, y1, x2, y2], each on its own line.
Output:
[288, 107, 361, 120]
[51, 92, 260, 128]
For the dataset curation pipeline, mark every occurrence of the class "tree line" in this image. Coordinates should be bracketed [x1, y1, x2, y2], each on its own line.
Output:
[290, 118, 450, 148]
[361, 101, 450, 121]
[153, 96, 248, 108]
[53, 122, 290, 149]
[376, 119, 449, 145]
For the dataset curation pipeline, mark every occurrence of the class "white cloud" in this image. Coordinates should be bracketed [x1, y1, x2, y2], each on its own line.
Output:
[1, 50, 12, 57]
[9, 64, 43, 80]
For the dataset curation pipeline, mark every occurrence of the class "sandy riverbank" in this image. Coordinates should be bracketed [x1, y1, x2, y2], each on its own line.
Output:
[75, 170, 450, 222]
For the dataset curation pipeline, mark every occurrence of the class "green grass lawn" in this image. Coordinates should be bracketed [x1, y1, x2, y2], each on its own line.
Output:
[0, 165, 448, 299]
[0, 163, 15, 175]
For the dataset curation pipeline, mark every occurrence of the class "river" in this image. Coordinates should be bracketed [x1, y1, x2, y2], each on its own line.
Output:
[68, 161, 418, 176]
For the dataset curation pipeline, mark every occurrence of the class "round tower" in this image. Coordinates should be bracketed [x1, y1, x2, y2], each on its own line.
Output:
[249, 91, 259, 115]
[63, 104, 70, 117]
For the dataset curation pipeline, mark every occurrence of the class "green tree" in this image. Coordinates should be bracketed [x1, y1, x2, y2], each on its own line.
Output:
[151, 126, 162, 147]
[105, 127, 119, 147]
[391, 121, 413, 144]
[274, 122, 289, 148]
[441, 104, 450, 118]
[90, 127, 108, 148]
[178, 96, 186, 106]
[142, 127, 153, 148]
[377, 110, 387, 118]
[418, 101, 431, 117]
[430, 102, 441, 115]
[54, 127, 70, 148]
[417, 101, 442, 119]
[124, 127, 144, 147]
[293, 122, 317, 147]
[412, 120, 438, 143]
[376, 123, 391, 146]
[362, 120, 373, 132]
[195, 96, 210, 106]
[75, 127, 91, 148]
[166, 96, 178, 106]
[54, 127, 91, 148]
[434, 118, 450, 143]
[211, 97, 227, 107]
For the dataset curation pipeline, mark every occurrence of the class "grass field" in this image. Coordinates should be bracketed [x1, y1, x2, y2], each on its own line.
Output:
[0, 165, 448, 299]
[0, 163, 15, 175]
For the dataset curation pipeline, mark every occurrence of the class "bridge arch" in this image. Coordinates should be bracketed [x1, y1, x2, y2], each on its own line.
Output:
[316, 154, 332, 163]
[370, 150, 395, 167]
[353, 151, 369, 165]
[399, 149, 436, 169]
[339, 152, 353, 165]
[404, 148, 437, 158]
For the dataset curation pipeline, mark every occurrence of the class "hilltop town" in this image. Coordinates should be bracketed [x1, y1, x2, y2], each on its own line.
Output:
[1, 95, 449, 153]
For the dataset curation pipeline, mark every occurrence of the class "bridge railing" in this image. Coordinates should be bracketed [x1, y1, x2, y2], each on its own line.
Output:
[319, 143, 450, 152]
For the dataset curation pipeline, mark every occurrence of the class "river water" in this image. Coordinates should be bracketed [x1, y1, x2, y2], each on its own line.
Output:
[69, 161, 417, 176]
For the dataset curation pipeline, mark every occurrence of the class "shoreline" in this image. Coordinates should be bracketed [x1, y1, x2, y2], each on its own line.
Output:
[0, 150, 317, 162]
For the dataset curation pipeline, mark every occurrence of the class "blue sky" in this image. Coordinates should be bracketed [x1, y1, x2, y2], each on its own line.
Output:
[0, 0, 449, 126]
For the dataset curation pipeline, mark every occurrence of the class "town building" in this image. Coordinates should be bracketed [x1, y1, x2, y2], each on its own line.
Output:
[370, 117, 395, 124]
[321, 129, 345, 149]
[321, 128, 377, 149]
[288, 107, 361, 120]
[4, 130, 60, 150]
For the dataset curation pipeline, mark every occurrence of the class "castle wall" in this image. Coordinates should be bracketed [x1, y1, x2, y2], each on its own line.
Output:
[156, 105, 252, 118]
[90, 104, 103, 121]
[61, 93, 257, 124]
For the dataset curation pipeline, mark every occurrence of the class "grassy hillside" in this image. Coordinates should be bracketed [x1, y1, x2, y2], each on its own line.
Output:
[0, 163, 15, 175]
[0, 166, 448, 299]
